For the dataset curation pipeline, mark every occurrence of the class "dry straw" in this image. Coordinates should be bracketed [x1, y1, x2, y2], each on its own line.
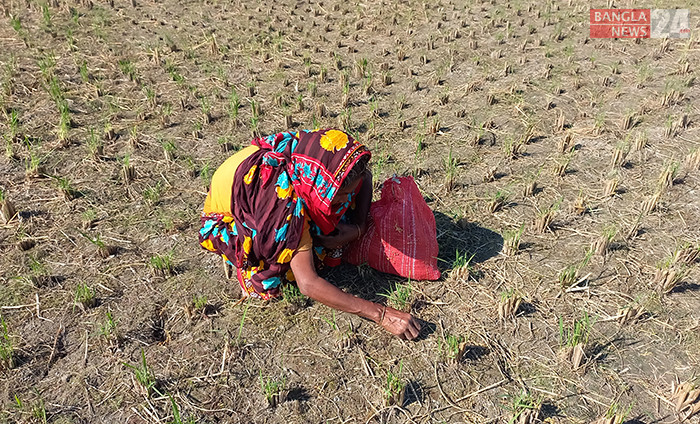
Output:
[497, 289, 522, 320]
[672, 382, 700, 421]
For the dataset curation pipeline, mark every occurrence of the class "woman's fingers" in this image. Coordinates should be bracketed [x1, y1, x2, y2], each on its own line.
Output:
[407, 317, 421, 339]
[381, 307, 421, 340]
[411, 318, 420, 339]
[405, 318, 420, 340]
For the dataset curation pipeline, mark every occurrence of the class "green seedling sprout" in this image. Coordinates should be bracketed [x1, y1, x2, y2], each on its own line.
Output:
[384, 361, 405, 406]
[168, 394, 195, 424]
[281, 283, 305, 304]
[452, 249, 477, 280]
[503, 224, 525, 255]
[74, 283, 96, 310]
[259, 370, 286, 407]
[192, 295, 207, 311]
[507, 390, 542, 424]
[558, 248, 593, 288]
[124, 349, 158, 397]
[321, 310, 338, 331]
[440, 333, 467, 362]
[443, 147, 458, 190]
[98, 311, 117, 340]
[149, 250, 174, 277]
[379, 282, 413, 311]
[235, 298, 251, 346]
[558, 312, 594, 348]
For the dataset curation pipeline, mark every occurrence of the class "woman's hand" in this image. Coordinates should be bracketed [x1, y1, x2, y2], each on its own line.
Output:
[290, 250, 422, 341]
[380, 307, 422, 340]
[315, 222, 359, 249]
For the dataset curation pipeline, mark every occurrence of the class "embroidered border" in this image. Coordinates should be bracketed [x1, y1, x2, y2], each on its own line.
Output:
[333, 144, 370, 182]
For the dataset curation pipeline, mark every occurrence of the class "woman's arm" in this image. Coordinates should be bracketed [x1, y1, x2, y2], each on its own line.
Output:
[351, 170, 373, 233]
[290, 249, 421, 340]
[315, 171, 373, 249]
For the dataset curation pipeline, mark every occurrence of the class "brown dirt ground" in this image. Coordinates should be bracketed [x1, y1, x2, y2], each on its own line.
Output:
[1, 0, 699, 423]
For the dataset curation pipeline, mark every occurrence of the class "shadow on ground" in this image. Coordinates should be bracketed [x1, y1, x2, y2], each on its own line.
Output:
[433, 211, 503, 270]
[322, 210, 503, 302]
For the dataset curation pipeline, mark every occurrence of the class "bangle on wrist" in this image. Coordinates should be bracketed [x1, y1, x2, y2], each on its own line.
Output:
[378, 304, 387, 325]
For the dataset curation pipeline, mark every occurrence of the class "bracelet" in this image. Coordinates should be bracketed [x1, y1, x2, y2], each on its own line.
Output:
[378, 305, 387, 325]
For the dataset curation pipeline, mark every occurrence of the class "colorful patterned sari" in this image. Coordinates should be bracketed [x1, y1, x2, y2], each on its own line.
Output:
[199, 129, 370, 299]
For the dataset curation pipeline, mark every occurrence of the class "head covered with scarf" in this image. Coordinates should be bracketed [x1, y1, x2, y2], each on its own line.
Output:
[229, 128, 371, 293]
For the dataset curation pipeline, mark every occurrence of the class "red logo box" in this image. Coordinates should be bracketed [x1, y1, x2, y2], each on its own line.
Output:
[590, 9, 651, 38]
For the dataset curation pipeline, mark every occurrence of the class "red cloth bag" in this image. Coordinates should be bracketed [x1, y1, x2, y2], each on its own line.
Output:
[346, 176, 441, 280]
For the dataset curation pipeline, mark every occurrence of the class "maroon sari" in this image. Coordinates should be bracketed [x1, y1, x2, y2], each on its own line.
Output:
[199, 128, 370, 299]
